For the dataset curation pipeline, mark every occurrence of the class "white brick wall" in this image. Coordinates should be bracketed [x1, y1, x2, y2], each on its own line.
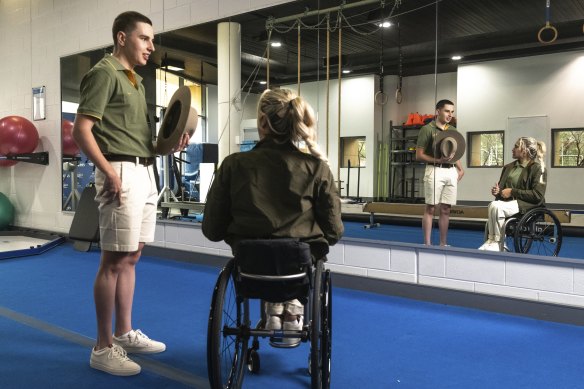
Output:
[152, 221, 584, 310]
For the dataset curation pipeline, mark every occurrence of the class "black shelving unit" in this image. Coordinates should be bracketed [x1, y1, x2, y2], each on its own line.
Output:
[388, 120, 425, 203]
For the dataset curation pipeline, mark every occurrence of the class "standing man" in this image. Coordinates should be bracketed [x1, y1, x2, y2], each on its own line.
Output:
[73, 11, 190, 376]
[415, 99, 464, 246]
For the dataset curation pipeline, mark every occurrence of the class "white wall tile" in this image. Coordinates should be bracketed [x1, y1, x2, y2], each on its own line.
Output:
[446, 255, 505, 284]
[539, 291, 584, 308]
[389, 248, 416, 274]
[218, 0, 250, 18]
[190, 0, 219, 25]
[418, 251, 445, 277]
[475, 282, 539, 301]
[573, 268, 584, 295]
[327, 242, 344, 264]
[506, 261, 573, 294]
[325, 263, 368, 277]
[418, 275, 475, 293]
[368, 269, 417, 284]
[345, 241, 389, 270]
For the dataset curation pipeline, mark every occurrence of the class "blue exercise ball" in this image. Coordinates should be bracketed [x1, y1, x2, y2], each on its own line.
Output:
[0, 192, 14, 230]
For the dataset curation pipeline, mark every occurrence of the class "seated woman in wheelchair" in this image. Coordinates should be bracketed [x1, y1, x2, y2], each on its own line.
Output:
[202, 88, 344, 345]
[479, 136, 547, 251]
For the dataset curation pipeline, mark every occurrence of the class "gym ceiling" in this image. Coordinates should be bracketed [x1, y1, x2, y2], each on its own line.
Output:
[152, 0, 584, 90]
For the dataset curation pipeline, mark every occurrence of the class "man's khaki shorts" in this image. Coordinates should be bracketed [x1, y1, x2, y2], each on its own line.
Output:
[423, 165, 458, 205]
[94, 162, 158, 252]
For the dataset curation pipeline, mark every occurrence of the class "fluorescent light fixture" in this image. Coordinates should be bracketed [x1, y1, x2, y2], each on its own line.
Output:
[259, 81, 267, 85]
[271, 41, 282, 48]
[452, 55, 462, 61]
[162, 57, 185, 71]
[378, 21, 391, 28]
[342, 69, 352, 74]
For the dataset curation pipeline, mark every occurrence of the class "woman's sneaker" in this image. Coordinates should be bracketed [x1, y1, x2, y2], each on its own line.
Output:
[90, 344, 141, 376]
[113, 329, 166, 354]
[282, 316, 303, 347]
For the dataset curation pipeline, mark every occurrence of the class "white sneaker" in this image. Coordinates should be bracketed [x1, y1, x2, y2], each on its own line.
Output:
[478, 240, 494, 250]
[282, 316, 303, 347]
[265, 315, 282, 330]
[479, 241, 501, 251]
[90, 344, 141, 376]
[113, 329, 166, 354]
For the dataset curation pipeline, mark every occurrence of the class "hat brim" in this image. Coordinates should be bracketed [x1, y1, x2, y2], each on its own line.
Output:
[434, 129, 466, 163]
[155, 85, 199, 155]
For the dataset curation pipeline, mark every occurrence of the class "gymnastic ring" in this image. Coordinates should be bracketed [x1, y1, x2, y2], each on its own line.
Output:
[537, 22, 558, 44]
[395, 88, 403, 104]
[374, 91, 388, 105]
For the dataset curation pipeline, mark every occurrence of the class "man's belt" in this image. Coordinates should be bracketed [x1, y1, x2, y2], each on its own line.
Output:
[430, 163, 454, 168]
[104, 154, 155, 166]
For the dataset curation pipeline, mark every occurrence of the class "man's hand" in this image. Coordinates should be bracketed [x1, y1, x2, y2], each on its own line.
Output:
[457, 168, 464, 182]
[99, 171, 123, 205]
[171, 132, 191, 153]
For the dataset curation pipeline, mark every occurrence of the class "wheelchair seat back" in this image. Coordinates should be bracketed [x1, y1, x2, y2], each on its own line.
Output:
[234, 239, 312, 303]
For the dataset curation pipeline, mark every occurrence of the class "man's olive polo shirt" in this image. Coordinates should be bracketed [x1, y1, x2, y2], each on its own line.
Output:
[77, 55, 154, 157]
[416, 121, 459, 158]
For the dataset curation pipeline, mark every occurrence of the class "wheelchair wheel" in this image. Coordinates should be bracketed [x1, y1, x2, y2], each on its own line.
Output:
[514, 208, 562, 257]
[207, 259, 249, 389]
[310, 261, 332, 389]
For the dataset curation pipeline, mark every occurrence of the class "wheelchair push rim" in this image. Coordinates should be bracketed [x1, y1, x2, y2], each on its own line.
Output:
[207, 259, 249, 389]
[310, 260, 332, 389]
[514, 207, 562, 257]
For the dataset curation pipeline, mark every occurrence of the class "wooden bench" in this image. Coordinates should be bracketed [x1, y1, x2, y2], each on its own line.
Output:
[362, 202, 571, 229]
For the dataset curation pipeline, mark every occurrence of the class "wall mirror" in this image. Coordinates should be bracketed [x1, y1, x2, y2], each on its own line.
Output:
[60, 0, 583, 256]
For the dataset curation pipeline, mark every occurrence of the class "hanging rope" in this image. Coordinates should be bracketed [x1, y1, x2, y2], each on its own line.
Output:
[326, 14, 331, 156]
[337, 15, 342, 187]
[297, 22, 301, 94]
[396, 22, 403, 104]
[266, 24, 272, 89]
[538, 0, 558, 44]
[374, 16, 388, 106]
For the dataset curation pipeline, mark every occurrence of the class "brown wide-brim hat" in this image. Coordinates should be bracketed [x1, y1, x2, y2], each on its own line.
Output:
[434, 129, 466, 163]
[155, 85, 199, 155]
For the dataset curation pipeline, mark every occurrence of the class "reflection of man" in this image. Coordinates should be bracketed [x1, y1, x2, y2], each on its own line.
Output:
[72, 11, 189, 376]
[415, 99, 464, 246]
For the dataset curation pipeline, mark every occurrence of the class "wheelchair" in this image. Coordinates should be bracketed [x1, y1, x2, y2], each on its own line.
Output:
[207, 239, 332, 389]
[500, 207, 563, 256]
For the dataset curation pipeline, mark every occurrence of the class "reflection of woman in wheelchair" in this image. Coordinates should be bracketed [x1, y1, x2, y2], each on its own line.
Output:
[479, 136, 550, 252]
[202, 89, 343, 388]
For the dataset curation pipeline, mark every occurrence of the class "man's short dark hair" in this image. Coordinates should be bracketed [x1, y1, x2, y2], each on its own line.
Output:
[436, 99, 454, 110]
[112, 11, 152, 47]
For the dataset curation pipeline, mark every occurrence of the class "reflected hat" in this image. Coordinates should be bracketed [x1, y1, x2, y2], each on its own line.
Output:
[435, 129, 466, 163]
[155, 85, 199, 155]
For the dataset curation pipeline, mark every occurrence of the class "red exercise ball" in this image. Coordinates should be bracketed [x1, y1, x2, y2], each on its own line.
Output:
[61, 118, 79, 156]
[0, 116, 40, 167]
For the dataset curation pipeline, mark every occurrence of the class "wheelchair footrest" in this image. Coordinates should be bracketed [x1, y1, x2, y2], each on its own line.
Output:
[269, 337, 301, 348]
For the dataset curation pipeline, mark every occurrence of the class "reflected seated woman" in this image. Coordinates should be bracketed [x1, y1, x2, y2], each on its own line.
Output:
[479, 137, 547, 251]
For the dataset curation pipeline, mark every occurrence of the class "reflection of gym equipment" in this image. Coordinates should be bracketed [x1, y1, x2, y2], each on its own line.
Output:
[207, 239, 332, 389]
[68, 184, 100, 252]
[0, 115, 48, 167]
[62, 156, 82, 210]
[155, 85, 200, 209]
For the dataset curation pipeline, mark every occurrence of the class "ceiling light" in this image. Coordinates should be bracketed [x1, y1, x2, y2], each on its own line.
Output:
[259, 81, 267, 85]
[161, 57, 185, 71]
[270, 41, 282, 48]
[378, 21, 392, 28]
[452, 55, 462, 61]
[342, 69, 352, 74]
